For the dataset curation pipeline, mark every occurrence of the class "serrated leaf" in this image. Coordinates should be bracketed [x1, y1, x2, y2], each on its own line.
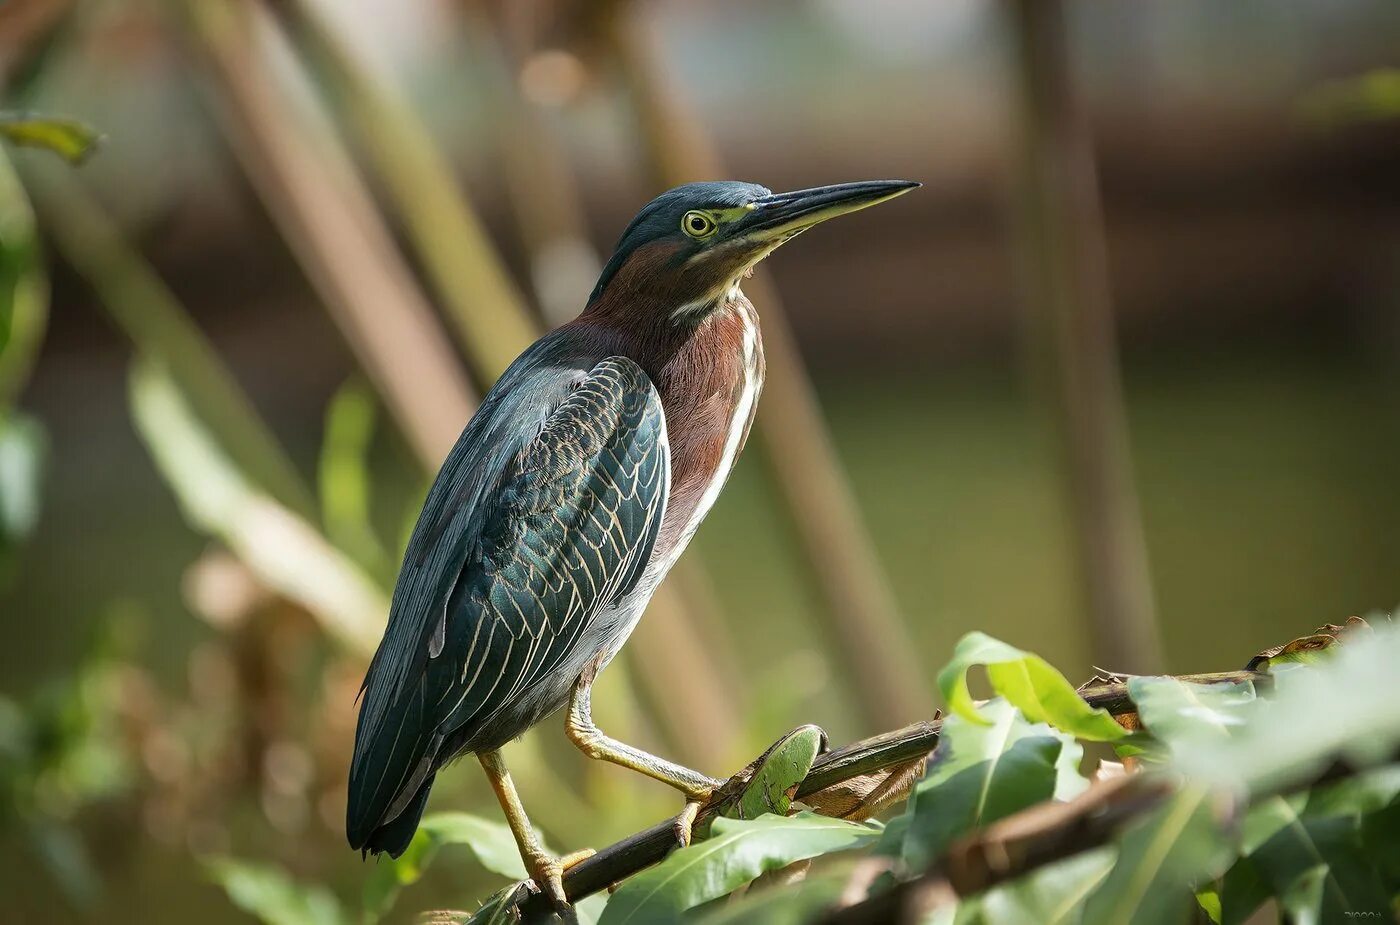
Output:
[937, 632, 1125, 741]
[980, 847, 1115, 925]
[600, 813, 879, 924]
[205, 857, 348, 925]
[895, 700, 1079, 870]
[0, 113, 102, 164]
[363, 813, 528, 921]
[1083, 786, 1229, 925]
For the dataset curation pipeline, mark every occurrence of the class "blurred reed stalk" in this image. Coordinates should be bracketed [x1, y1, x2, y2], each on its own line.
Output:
[469, 4, 601, 328]
[1003, 0, 1162, 672]
[26, 171, 316, 519]
[172, 0, 476, 467]
[0, 0, 75, 92]
[183, 0, 739, 766]
[262, 0, 536, 385]
[595, 3, 933, 729]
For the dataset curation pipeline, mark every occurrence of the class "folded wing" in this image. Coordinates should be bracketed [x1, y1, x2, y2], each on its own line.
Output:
[347, 355, 669, 854]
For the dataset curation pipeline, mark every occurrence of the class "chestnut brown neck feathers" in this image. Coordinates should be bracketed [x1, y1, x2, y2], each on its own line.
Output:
[571, 241, 766, 556]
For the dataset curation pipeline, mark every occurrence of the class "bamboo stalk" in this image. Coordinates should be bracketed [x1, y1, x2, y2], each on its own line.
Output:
[173, 0, 476, 467]
[1003, 0, 1162, 672]
[596, 4, 933, 728]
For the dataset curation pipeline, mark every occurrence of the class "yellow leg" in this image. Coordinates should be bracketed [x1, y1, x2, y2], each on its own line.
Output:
[478, 749, 594, 909]
[565, 660, 724, 801]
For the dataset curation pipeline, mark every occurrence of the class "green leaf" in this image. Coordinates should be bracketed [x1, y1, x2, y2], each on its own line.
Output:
[1128, 677, 1256, 760]
[129, 361, 387, 654]
[979, 848, 1115, 925]
[600, 813, 879, 925]
[462, 884, 528, 925]
[205, 858, 348, 925]
[1246, 799, 1391, 924]
[895, 699, 1080, 870]
[1359, 798, 1400, 893]
[362, 813, 528, 921]
[1297, 68, 1400, 127]
[0, 113, 102, 164]
[936, 632, 1125, 740]
[724, 724, 824, 821]
[575, 893, 608, 925]
[1083, 786, 1229, 925]
[692, 870, 848, 925]
[318, 378, 387, 577]
[1170, 625, 1400, 795]
[1217, 855, 1270, 925]
[0, 144, 48, 406]
[1194, 885, 1221, 924]
[0, 411, 45, 551]
[1301, 764, 1400, 818]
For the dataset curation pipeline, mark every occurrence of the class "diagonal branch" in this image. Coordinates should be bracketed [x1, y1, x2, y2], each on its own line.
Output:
[822, 745, 1395, 924]
[510, 670, 1265, 919]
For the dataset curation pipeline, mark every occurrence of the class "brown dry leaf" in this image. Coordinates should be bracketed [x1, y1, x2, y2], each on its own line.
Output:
[1245, 616, 1372, 671]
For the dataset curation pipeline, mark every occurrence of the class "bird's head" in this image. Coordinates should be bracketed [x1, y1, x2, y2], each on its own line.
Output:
[586, 179, 919, 322]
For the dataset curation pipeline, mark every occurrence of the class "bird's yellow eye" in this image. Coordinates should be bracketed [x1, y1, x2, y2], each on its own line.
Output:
[682, 210, 718, 239]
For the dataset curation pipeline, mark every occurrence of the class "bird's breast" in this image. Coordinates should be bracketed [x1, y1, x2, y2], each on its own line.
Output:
[649, 299, 765, 572]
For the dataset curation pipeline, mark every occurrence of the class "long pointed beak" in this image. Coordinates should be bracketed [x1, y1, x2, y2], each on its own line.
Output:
[740, 179, 920, 240]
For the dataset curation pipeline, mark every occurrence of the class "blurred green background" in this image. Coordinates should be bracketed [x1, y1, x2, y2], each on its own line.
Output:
[1, 0, 1398, 922]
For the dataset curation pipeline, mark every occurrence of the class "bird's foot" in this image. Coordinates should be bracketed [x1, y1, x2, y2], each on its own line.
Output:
[524, 847, 596, 912]
[672, 799, 704, 848]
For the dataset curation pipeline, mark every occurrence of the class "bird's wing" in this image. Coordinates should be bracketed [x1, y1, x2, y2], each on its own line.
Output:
[347, 355, 669, 849]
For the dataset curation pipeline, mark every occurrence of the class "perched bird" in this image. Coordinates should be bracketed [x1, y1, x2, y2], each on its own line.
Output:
[347, 179, 918, 906]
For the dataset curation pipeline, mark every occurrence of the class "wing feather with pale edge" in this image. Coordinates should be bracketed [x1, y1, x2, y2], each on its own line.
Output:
[346, 356, 668, 851]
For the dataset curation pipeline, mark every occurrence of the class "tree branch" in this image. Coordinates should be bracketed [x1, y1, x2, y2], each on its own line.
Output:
[822, 746, 1395, 924]
[512, 670, 1265, 919]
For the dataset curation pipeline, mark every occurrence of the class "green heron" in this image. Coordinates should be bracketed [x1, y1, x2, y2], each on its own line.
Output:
[346, 178, 918, 907]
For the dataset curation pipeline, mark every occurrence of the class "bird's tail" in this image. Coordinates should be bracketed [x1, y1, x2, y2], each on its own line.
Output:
[351, 771, 436, 859]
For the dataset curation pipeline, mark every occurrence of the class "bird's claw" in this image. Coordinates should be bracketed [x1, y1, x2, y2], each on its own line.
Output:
[524, 847, 596, 913]
[673, 799, 703, 848]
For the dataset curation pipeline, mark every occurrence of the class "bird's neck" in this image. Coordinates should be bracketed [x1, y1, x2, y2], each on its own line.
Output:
[571, 290, 766, 554]
[576, 291, 758, 391]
